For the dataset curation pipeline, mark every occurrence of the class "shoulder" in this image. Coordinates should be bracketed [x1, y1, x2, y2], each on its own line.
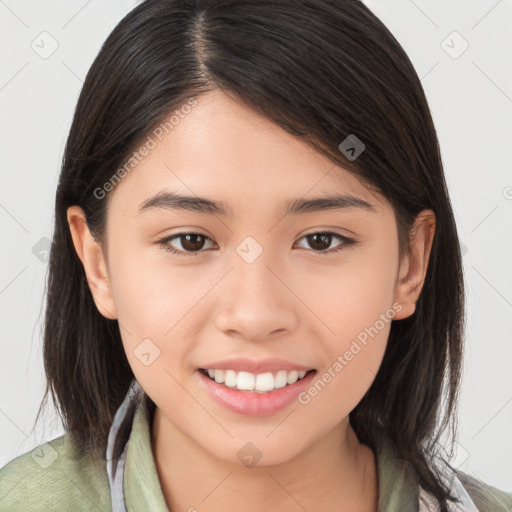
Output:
[455, 470, 512, 512]
[0, 433, 112, 512]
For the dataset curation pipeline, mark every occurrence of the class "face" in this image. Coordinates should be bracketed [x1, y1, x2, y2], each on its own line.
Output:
[68, 88, 433, 466]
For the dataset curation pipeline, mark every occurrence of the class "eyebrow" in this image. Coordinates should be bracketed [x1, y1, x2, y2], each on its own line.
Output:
[138, 191, 377, 217]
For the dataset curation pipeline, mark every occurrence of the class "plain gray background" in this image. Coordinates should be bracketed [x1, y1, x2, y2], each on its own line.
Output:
[1, 0, 511, 492]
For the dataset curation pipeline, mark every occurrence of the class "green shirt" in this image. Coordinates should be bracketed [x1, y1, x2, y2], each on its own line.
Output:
[1, 391, 511, 511]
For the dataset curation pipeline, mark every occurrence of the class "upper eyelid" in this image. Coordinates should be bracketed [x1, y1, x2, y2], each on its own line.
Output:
[161, 230, 350, 242]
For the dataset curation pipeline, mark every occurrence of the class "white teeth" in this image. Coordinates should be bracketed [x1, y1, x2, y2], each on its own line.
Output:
[224, 370, 237, 387]
[286, 370, 299, 385]
[204, 368, 311, 392]
[237, 371, 255, 390]
[214, 369, 225, 384]
[255, 372, 274, 392]
[274, 370, 288, 389]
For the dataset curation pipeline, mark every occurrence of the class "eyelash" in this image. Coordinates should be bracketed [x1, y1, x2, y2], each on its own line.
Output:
[157, 231, 357, 257]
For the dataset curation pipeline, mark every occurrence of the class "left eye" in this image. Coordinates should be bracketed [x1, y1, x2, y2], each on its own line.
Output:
[294, 232, 355, 254]
[157, 231, 356, 256]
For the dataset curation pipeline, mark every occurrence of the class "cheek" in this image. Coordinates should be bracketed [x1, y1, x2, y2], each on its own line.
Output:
[295, 240, 398, 417]
[304, 237, 399, 343]
[107, 236, 197, 332]
[106, 239, 218, 391]
[104, 241, 180, 374]
[297, 298, 393, 437]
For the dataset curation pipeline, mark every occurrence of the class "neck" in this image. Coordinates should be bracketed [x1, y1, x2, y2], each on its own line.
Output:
[151, 409, 379, 512]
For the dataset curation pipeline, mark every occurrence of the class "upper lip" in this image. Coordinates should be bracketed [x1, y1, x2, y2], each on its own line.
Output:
[199, 358, 314, 373]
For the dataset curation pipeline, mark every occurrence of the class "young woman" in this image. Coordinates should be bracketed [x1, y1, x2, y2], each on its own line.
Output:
[1, 1, 511, 511]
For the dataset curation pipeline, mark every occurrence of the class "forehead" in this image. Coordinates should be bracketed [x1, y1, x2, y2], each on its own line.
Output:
[107, 89, 386, 218]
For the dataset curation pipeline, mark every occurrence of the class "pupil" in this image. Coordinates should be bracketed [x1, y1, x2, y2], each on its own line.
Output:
[183, 234, 204, 251]
[308, 233, 330, 251]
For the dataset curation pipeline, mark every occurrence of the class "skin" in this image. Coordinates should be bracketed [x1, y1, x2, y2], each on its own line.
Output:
[68, 89, 435, 512]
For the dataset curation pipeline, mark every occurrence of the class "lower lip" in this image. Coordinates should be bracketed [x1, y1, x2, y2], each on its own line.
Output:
[196, 369, 316, 417]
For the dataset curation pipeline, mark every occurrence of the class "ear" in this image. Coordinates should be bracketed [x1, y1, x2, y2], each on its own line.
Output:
[393, 209, 436, 320]
[66, 205, 117, 320]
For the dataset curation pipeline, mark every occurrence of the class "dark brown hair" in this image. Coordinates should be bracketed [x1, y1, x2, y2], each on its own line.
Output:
[35, 1, 475, 510]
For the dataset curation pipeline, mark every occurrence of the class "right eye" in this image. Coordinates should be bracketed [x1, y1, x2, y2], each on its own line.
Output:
[157, 232, 216, 256]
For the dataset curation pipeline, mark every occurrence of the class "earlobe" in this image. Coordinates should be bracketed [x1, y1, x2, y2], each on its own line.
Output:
[66, 206, 118, 320]
[393, 210, 436, 321]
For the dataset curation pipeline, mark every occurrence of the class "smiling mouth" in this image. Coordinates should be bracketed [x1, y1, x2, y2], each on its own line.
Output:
[199, 368, 316, 393]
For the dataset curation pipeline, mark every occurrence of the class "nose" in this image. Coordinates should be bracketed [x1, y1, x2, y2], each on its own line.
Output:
[213, 249, 299, 343]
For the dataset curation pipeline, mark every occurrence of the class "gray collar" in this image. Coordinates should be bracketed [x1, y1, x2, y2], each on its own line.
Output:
[106, 380, 144, 512]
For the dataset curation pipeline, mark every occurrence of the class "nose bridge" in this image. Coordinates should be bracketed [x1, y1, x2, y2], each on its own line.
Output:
[232, 236, 283, 306]
[213, 235, 297, 339]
